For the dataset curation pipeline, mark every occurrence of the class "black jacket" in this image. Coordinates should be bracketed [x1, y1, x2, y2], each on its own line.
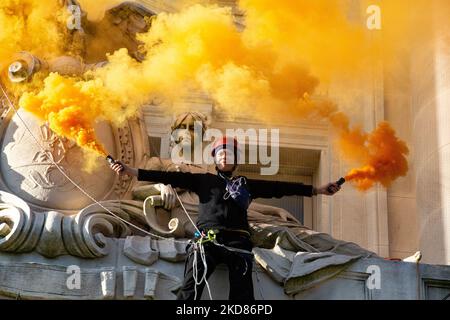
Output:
[138, 169, 313, 233]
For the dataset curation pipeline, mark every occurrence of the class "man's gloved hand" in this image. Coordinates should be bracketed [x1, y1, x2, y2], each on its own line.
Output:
[158, 183, 177, 210]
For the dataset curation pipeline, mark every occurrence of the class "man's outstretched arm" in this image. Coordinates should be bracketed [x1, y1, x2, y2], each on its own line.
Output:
[110, 162, 199, 192]
[247, 178, 341, 199]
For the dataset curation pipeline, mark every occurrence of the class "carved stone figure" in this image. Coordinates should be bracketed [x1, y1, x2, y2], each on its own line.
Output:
[131, 111, 211, 239]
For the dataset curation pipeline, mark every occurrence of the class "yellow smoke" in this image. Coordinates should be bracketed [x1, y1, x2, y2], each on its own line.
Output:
[14, 0, 449, 187]
[76, 0, 208, 21]
[77, 0, 128, 21]
[241, 0, 371, 81]
[0, 0, 70, 62]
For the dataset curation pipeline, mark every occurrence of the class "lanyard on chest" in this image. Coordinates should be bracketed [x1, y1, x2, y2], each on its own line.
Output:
[218, 172, 252, 210]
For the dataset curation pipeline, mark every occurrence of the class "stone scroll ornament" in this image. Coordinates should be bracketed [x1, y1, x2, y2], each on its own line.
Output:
[0, 191, 136, 258]
[0, 191, 188, 261]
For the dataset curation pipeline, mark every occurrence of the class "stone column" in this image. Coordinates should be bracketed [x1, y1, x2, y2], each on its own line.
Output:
[411, 2, 450, 265]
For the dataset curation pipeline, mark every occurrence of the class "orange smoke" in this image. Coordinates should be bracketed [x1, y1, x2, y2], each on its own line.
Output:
[343, 122, 409, 190]
[19, 73, 107, 156]
[297, 95, 409, 190]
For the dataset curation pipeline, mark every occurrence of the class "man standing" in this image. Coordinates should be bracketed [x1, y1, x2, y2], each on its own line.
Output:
[110, 136, 341, 300]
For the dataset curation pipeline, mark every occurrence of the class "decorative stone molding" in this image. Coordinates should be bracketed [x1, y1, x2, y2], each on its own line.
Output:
[0, 96, 10, 124]
[123, 235, 190, 265]
[112, 124, 138, 198]
[0, 261, 182, 300]
[121, 266, 182, 300]
[0, 191, 132, 258]
[124, 236, 159, 265]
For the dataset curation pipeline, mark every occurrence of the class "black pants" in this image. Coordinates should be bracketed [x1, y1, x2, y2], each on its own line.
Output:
[176, 233, 254, 300]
